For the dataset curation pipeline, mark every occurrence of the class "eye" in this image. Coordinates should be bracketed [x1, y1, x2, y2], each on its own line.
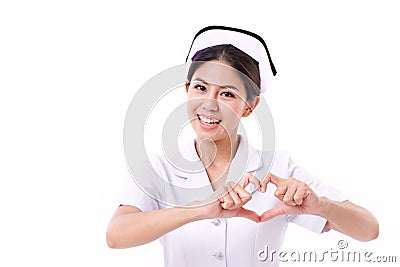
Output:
[194, 84, 206, 91]
[220, 91, 235, 98]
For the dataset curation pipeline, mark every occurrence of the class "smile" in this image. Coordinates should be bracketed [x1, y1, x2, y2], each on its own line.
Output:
[197, 114, 221, 125]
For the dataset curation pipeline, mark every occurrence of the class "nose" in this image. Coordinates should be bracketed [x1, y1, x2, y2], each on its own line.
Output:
[201, 97, 219, 112]
[200, 86, 220, 111]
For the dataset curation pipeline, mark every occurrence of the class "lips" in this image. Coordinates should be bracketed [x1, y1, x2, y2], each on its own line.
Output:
[197, 114, 222, 125]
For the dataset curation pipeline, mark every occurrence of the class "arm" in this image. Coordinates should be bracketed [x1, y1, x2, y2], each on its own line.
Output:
[259, 173, 379, 242]
[317, 197, 379, 241]
[107, 178, 259, 248]
[106, 205, 204, 248]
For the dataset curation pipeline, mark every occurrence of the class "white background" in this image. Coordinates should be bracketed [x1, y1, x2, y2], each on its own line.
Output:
[1, 1, 399, 266]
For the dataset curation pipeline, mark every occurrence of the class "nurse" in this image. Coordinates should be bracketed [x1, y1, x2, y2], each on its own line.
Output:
[107, 26, 379, 266]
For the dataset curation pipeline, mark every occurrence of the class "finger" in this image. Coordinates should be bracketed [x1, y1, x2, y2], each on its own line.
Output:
[267, 173, 285, 186]
[220, 190, 235, 210]
[214, 185, 229, 205]
[231, 182, 252, 205]
[238, 173, 261, 191]
[227, 186, 243, 210]
[220, 197, 234, 209]
[282, 182, 297, 206]
[238, 173, 253, 188]
[274, 182, 288, 201]
[259, 173, 271, 193]
[237, 207, 260, 223]
[260, 205, 285, 222]
[225, 181, 252, 209]
[293, 184, 308, 205]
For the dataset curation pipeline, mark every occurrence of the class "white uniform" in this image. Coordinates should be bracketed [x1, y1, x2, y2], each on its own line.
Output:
[118, 135, 347, 267]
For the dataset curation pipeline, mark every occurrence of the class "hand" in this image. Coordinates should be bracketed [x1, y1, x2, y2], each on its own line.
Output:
[195, 173, 263, 223]
[192, 172, 323, 223]
[259, 173, 323, 222]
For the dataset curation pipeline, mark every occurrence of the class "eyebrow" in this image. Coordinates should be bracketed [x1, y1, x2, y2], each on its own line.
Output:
[192, 77, 240, 91]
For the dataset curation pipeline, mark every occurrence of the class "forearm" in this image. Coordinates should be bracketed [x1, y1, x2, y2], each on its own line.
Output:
[107, 206, 204, 248]
[316, 197, 379, 242]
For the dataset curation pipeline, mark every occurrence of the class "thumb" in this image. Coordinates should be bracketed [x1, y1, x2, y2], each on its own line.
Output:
[260, 204, 285, 222]
[236, 207, 260, 223]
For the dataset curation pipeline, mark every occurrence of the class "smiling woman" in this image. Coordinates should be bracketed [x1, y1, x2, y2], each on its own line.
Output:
[106, 26, 379, 267]
[185, 59, 260, 190]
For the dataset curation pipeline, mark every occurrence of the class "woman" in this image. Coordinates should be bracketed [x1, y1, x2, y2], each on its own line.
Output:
[107, 26, 378, 267]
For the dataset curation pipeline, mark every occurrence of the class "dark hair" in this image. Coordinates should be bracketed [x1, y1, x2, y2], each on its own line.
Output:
[187, 44, 261, 101]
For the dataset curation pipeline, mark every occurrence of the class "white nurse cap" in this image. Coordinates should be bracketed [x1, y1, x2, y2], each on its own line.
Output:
[185, 26, 277, 94]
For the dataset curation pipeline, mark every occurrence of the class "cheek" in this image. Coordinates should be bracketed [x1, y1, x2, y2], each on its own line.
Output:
[220, 103, 245, 125]
[186, 90, 200, 105]
[185, 98, 201, 117]
[186, 102, 195, 116]
[224, 102, 246, 117]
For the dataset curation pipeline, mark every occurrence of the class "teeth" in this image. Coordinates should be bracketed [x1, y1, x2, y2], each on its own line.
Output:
[198, 115, 220, 124]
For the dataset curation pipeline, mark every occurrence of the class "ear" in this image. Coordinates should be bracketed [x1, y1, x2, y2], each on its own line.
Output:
[242, 96, 260, 117]
[185, 80, 190, 93]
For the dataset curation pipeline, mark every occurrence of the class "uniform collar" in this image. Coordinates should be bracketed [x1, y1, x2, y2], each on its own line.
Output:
[171, 134, 263, 181]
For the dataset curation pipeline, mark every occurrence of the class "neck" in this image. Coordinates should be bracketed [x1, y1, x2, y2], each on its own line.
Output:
[195, 134, 239, 167]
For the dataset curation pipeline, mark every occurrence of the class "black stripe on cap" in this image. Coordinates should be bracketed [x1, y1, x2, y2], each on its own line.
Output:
[185, 25, 277, 76]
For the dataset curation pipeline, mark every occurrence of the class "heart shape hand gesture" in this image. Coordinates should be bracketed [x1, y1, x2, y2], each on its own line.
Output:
[197, 173, 324, 223]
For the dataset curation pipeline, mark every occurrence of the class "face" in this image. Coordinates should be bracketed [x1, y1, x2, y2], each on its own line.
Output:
[186, 60, 258, 143]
